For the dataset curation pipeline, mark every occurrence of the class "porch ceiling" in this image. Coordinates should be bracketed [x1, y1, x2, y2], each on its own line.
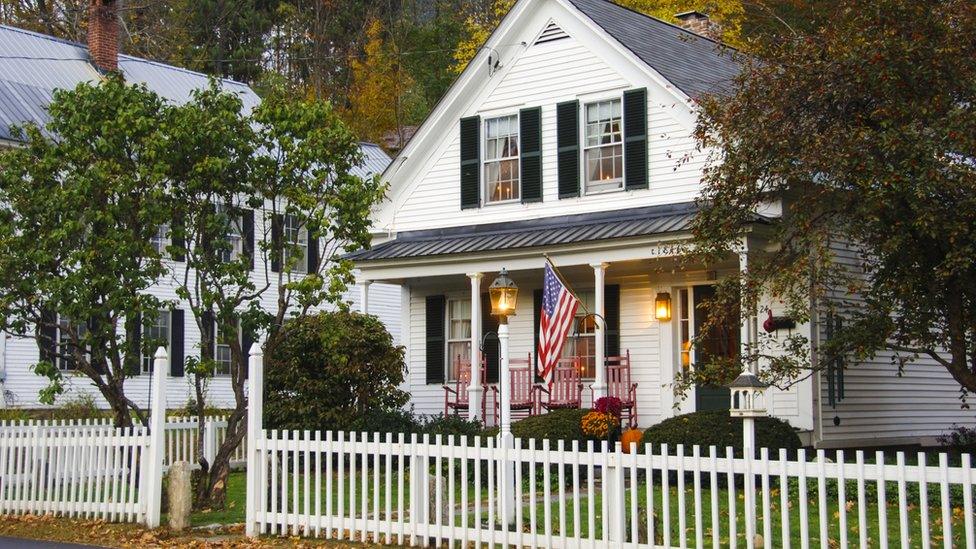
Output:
[351, 202, 767, 263]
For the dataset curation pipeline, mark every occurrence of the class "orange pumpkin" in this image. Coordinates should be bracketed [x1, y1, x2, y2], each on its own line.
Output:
[620, 427, 643, 453]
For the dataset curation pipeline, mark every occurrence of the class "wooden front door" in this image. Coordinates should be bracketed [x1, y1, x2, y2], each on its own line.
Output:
[691, 285, 739, 411]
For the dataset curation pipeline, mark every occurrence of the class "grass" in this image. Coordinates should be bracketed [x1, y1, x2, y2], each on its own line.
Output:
[203, 466, 970, 548]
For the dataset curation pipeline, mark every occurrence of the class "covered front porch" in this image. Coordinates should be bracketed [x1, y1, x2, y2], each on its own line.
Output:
[351, 204, 810, 430]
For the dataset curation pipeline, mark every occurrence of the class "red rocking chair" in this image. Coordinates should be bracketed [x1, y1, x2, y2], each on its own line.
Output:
[443, 354, 488, 419]
[492, 353, 539, 424]
[538, 357, 583, 412]
[600, 351, 638, 427]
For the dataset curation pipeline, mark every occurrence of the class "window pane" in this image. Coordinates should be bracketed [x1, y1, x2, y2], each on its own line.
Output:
[484, 115, 520, 204]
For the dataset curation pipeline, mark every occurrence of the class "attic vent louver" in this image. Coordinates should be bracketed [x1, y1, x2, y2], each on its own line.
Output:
[534, 21, 569, 45]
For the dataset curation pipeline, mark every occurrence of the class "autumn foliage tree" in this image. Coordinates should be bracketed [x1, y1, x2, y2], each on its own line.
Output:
[688, 0, 976, 395]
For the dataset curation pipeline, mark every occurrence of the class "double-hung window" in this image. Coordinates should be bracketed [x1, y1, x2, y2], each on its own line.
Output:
[215, 322, 234, 376]
[583, 99, 624, 194]
[446, 299, 472, 381]
[150, 224, 170, 256]
[284, 214, 307, 273]
[216, 205, 243, 263]
[56, 317, 86, 371]
[561, 291, 596, 378]
[483, 115, 520, 203]
[141, 311, 171, 373]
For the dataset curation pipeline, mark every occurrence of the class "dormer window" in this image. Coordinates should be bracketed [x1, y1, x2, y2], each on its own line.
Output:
[483, 114, 520, 203]
[583, 99, 624, 194]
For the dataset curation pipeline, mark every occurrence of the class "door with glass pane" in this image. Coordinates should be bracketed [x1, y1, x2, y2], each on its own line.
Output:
[678, 285, 738, 411]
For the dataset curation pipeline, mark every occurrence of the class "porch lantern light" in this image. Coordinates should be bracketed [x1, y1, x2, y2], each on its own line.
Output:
[489, 268, 519, 320]
[729, 369, 768, 418]
[654, 292, 672, 321]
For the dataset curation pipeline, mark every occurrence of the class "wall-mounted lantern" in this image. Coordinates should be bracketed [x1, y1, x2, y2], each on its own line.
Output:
[654, 292, 672, 321]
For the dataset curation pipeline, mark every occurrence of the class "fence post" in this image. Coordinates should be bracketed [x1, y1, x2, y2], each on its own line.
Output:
[203, 418, 217, 466]
[607, 443, 626, 543]
[144, 346, 168, 528]
[245, 337, 264, 538]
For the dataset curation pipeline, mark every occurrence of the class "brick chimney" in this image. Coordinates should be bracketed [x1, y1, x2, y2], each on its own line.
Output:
[675, 11, 721, 41]
[88, 0, 119, 72]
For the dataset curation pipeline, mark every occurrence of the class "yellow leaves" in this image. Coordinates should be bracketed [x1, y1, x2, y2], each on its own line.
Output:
[452, 0, 516, 74]
[612, 0, 748, 48]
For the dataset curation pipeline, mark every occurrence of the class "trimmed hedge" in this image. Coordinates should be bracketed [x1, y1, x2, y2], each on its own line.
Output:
[511, 408, 590, 444]
[640, 410, 802, 456]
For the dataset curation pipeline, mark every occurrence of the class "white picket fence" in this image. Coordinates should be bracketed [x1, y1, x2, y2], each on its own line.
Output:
[0, 415, 246, 472]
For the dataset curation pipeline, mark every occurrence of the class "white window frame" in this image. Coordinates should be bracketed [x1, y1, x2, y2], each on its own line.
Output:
[141, 310, 171, 374]
[216, 204, 243, 263]
[482, 113, 521, 205]
[150, 223, 171, 257]
[56, 316, 88, 372]
[582, 97, 625, 195]
[284, 213, 308, 274]
[677, 287, 695, 373]
[445, 298, 472, 382]
[214, 320, 238, 377]
[562, 290, 596, 380]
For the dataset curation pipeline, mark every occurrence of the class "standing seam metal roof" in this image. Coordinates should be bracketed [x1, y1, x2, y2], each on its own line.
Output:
[0, 25, 391, 178]
[349, 202, 769, 262]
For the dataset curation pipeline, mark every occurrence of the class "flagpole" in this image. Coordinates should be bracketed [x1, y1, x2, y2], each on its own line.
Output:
[542, 254, 593, 317]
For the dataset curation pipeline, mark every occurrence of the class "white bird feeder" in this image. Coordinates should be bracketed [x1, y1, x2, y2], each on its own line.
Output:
[729, 369, 768, 418]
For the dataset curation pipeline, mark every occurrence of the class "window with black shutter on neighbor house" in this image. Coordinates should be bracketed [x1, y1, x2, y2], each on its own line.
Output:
[284, 214, 307, 273]
[150, 224, 170, 256]
[216, 204, 244, 263]
[483, 115, 520, 203]
[583, 99, 624, 194]
[56, 316, 86, 371]
[215, 321, 236, 376]
[141, 311, 170, 373]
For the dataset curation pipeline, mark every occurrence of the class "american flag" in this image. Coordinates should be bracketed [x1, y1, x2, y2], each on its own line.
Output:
[537, 262, 579, 387]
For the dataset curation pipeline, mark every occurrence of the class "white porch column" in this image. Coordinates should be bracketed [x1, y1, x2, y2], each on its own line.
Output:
[467, 273, 483, 421]
[738, 239, 757, 374]
[359, 280, 371, 314]
[591, 262, 609, 400]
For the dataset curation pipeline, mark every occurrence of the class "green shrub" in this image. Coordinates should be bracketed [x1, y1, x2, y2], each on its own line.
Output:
[421, 414, 484, 439]
[50, 394, 103, 420]
[511, 408, 590, 444]
[349, 407, 422, 437]
[264, 311, 408, 433]
[641, 410, 802, 456]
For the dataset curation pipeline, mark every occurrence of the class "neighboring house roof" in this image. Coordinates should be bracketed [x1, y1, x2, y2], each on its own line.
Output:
[350, 203, 768, 262]
[566, 0, 741, 98]
[0, 25, 391, 178]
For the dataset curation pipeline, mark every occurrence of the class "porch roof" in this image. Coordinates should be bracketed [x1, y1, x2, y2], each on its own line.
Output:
[350, 202, 770, 263]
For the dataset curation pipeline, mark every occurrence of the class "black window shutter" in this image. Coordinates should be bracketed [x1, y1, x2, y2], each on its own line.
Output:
[241, 208, 254, 270]
[519, 107, 542, 203]
[170, 213, 185, 262]
[125, 313, 141, 376]
[170, 309, 184, 377]
[556, 100, 580, 198]
[38, 308, 57, 366]
[270, 214, 283, 273]
[201, 310, 215, 361]
[482, 293, 500, 383]
[459, 116, 481, 209]
[307, 233, 319, 273]
[425, 295, 446, 385]
[623, 88, 648, 191]
[605, 285, 621, 357]
[533, 289, 543, 382]
[88, 316, 107, 375]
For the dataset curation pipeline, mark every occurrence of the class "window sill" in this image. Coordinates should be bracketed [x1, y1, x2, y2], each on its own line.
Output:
[483, 198, 522, 207]
[583, 185, 625, 197]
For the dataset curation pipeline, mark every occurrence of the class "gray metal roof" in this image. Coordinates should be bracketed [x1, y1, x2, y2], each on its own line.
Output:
[0, 25, 391, 178]
[567, 0, 742, 98]
[350, 202, 759, 262]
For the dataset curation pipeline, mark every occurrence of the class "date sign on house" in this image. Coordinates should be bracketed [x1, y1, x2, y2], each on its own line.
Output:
[763, 310, 796, 333]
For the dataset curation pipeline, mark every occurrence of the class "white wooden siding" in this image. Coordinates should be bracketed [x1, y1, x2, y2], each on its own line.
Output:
[818, 238, 972, 445]
[404, 273, 812, 431]
[0, 208, 401, 410]
[383, 27, 706, 235]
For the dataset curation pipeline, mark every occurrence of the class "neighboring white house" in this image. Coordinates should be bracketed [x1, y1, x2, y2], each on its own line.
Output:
[0, 21, 401, 410]
[351, 0, 971, 448]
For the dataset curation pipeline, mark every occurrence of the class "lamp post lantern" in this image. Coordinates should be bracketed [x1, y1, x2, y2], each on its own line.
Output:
[489, 268, 518, 527]
[729, 369, 768, 454]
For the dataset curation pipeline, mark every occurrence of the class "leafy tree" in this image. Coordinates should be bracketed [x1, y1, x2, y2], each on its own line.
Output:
[0, 75, 174, 427]
[344, 18, 425, 144]
[452, 0, 513, 74]
[687, 0, 976, 397]
[614, 0, 746, 47]
[265, 311, 408, 433]
[167, 81, 385, 508]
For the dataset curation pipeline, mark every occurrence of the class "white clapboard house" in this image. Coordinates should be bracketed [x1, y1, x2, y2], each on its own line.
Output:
[350, 0, 970, 448]
[0, 19, 401, 410]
